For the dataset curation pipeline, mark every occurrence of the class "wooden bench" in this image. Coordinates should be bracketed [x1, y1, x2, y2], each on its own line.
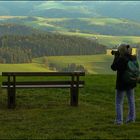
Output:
[1, 72, 85, 109]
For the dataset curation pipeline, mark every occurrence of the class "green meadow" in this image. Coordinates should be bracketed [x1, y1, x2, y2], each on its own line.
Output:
[0, 63, 50, 73]
[34, 54, 115, 74]
[0, 54, 114, 74]
[59, 31, 140, 47]
[0, 54, 120, 74]
[0, 54, 115, 74]
[1, 75, 140, 139]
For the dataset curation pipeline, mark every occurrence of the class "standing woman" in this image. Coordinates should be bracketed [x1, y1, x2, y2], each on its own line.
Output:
[111, 44, 138, 125]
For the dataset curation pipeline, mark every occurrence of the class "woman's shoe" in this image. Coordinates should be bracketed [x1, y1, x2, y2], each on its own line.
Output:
[125, 120, 135, 124]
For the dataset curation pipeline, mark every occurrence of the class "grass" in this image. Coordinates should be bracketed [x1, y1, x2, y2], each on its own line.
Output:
[81, 17, 128, 25]
[0, 75, 140, 139]
[0, 54, 138, 75]
[34, 54, 115, 74]
[0, 63, 51, 74]
[0, 54, 114, 74]
[59, 31, 140, 47]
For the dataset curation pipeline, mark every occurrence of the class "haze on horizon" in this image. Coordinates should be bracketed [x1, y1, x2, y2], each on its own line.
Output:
[0, 1, 140, 21]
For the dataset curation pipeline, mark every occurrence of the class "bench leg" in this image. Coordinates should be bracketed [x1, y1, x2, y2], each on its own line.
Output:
[70, 87, 78, 106]
[8, 87, 16, 109]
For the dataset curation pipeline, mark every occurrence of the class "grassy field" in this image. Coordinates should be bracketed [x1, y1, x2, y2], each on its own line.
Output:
[0, 63, 51, 74]
[0, 54, 120, 74]
[59, 31, 140, 47]
[0, 54, 114, 74]
[1, 54, 139, 75]
[34, 54, 115, 74]
[0, 75, 140, 139]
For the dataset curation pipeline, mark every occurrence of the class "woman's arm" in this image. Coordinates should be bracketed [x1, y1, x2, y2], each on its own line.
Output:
[111, 56, 128, 71]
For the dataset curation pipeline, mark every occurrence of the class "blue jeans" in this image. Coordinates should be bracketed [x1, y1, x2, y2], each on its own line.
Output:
[115, 89, 135, 124]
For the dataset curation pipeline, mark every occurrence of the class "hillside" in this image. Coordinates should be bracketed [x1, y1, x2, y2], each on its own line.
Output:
[1, 17, 140, 47]
[1, 16, 140, 36]
[0, 22, 38, 36]
[39, 18, 140, 36]
[0, 34, 106, 63]
[59, 32, 140, 47]
[1, 16, 140, 47]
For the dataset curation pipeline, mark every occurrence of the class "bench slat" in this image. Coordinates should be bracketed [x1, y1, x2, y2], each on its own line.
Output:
[2, 72, 85, 76]
[2, 84, 84, 88]
[2, 81, 85, 86]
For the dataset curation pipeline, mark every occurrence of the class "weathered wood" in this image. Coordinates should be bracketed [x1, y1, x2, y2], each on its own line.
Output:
[70, 74, 80, 106]
[2, 84, 84, 88]
[2, 72, 85, 76]
[8, 87, 16, 109]
[2, 81, 85, 86]
[70, 87, 79, 106]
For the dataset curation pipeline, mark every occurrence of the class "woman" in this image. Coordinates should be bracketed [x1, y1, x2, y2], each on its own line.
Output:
[111, 44, 137, 125]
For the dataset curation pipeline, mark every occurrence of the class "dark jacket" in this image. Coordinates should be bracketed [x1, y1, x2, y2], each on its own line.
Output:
[111, 54, 137, 90]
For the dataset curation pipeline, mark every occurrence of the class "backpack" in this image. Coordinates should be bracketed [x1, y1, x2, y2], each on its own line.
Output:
[123, 59, 140, 84]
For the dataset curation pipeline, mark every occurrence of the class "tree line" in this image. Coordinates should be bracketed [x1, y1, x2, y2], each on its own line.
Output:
[0, 33, 106, 63]
[49, 63, 87, 73]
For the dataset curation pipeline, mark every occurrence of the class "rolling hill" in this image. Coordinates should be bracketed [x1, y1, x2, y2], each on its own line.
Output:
[1, 16, 140, 47]
[0, 22, 39, 36]
[0, 1, 140, 21]
[1, 16, 140, 36]
[59, 31, 140, 47]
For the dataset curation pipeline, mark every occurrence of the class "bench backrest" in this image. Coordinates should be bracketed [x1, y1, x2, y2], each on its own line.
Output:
[2, 72, 85, 76]
[2, 72, 85, 88]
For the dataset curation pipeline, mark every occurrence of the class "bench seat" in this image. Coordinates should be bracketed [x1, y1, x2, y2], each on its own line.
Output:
[2, 84, 84, 88]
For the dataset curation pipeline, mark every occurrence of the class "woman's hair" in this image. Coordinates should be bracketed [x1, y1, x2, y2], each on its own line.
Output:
[118, 44, 131, 56]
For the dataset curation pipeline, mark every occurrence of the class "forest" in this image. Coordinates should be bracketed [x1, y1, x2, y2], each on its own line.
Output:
[0, 33, 106, 63]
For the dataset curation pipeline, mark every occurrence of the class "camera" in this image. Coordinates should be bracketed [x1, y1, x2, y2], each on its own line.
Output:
[111, 50, 119, 56]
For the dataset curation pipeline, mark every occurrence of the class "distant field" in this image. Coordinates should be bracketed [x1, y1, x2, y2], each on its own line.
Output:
[0, 55, 114, 74]
[3, 53, 140, 74]
[34, 54, 115, 74]
[0, 63, 50, 74]
[59, 31, 140, 47]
